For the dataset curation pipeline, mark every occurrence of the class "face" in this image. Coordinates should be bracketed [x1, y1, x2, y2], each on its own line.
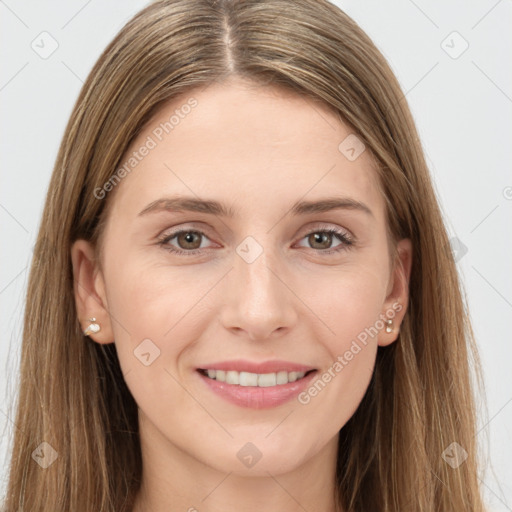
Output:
[72, 77, 411, 478]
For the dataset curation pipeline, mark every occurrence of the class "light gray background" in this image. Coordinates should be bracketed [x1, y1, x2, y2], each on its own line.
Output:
[1, 0, 511, 509]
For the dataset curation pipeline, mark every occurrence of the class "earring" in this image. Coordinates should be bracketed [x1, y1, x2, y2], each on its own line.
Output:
[385, 319, 393, 333]
[83, 317, 101, 336]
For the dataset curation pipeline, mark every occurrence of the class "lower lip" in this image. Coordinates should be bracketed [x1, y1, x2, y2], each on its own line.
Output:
[197, 370, 318, 409]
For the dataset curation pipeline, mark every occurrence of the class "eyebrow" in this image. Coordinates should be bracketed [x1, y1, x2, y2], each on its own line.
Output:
[138, 195, 374, 218]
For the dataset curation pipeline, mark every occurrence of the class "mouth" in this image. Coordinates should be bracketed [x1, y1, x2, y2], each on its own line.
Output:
[195, 361, 319, 409]
[197, 368, 317, 387]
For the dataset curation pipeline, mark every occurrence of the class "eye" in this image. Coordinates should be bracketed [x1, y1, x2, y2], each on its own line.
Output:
[157, 229, 214, 255]
[295, 227, 354, 254]
[157, 226, 354, 256]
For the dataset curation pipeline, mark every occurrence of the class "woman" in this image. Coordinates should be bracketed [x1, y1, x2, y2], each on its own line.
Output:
[2, 0, 486, 510]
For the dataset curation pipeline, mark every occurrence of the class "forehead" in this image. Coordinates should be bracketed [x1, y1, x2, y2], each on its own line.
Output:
[106, 78, 384, 222]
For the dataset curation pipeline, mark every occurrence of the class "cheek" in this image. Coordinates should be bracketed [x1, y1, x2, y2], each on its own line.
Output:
[103, 253, 219, 369]
[305, 263, 388, 345]
[294, 266, 385, 415]
[297, 343, 377, 439]
[103, 259, 212, 420]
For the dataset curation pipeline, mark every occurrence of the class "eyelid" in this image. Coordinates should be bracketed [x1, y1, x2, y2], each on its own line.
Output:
[157, 221, 353, 240]
[156, 221, 214, 240]
[157, 221, 355, 255]
[299, 221, 353, 239]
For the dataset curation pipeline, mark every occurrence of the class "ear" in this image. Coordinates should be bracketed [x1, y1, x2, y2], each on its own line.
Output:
[70, 239, 114, 344]
[377, 238, 412, 347]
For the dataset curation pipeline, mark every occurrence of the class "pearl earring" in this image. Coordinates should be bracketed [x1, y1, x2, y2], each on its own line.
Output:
[385, 319, 393, 333]
[83, 317, 101, 336]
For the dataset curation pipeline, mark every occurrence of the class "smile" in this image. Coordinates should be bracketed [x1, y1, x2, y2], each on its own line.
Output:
[196, 367, 319, 409]
[198, 368, 315, 387]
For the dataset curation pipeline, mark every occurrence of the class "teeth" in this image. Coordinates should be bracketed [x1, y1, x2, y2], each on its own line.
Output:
[239, 371, 258, 386]
[225, 371, 239, 385]
[258, 373, 276, 387]
[203, 369, 307, 386]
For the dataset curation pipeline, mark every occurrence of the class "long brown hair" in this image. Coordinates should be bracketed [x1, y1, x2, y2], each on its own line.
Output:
[2, 0, 486, 510]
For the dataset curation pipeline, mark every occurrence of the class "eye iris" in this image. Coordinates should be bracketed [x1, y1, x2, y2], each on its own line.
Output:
[309, 232, 332, 249]
[178, 231, 201, 249]
[168, 229, 344, 253]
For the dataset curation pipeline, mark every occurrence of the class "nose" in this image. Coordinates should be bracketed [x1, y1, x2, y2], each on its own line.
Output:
[219, 243, 298, 342]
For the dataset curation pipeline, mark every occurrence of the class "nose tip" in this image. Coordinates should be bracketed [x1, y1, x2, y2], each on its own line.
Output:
[219, 249, 297, 341]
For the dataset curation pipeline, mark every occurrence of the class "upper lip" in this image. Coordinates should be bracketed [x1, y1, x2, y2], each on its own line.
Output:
[197, 359, 316, 374]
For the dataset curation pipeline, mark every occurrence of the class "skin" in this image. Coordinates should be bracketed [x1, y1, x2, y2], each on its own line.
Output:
[71, 77, 412, 512]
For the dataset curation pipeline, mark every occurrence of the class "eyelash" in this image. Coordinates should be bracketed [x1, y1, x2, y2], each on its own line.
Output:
[156, 226, 354, 256]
